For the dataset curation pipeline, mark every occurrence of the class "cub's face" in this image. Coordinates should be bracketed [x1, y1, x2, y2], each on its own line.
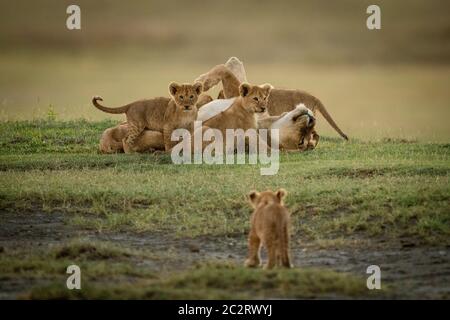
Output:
[248, 189, 287, 209]
[239, 83, 273, 114]
[169, 82, 203, 112]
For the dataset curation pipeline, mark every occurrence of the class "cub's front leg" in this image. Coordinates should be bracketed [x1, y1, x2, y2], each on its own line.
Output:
[163, 124, 177, 152]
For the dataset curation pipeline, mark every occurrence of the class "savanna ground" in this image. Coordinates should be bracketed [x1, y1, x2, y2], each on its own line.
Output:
[0, 0, 449, 299]
[0, 121, 448, 299]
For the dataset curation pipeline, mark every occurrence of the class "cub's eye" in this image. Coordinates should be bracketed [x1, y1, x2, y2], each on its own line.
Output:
[253, 97, 259, 102]
[190, 95, 194, 99]
[179, 95, 184, 99]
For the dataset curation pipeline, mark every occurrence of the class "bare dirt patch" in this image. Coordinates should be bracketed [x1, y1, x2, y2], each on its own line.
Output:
[0, 211, 448, 299]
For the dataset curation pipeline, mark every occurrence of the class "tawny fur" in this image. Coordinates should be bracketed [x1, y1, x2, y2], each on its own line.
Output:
[196, 62, 348, 140]
[98, 122, 164, 154]
[245, 189, 292, 269]
[258, 104, 319, 151]
[93, 82, 203, 152]
[196, 61, 318, 150]
[202, 82, 273, 137]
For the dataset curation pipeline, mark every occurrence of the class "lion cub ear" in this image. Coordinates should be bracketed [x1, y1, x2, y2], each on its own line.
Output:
[239, 83, 252, 97]
[169, 82, 181, 96]
[193, 82, 203, 95]
[276, 188, 287, 203]
[247, 190, 260, 208]
[260, 83, 274, 95]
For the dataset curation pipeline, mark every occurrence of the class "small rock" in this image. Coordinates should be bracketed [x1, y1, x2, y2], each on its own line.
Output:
[188, 243, 200, 253]
[401, 242, 416, 248]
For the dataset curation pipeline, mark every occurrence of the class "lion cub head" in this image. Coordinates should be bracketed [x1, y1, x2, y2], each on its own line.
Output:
[169, 82, 203, 112]
[248, 189, 287, 208]
[239, 83, 273, 114]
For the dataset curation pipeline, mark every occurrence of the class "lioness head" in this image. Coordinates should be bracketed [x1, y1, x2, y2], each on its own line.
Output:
[290, 104, 317, 149]
[248, 189, 287, 208]
[291, 104, 316, 129]
[239, 83, 273, 114]
[169, 82, 203, 112]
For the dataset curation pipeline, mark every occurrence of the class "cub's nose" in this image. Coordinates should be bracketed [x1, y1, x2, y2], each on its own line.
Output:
[184, 105, 191, 110]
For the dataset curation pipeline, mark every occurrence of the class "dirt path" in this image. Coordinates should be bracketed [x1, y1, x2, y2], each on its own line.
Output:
[0, 211, 449, 299]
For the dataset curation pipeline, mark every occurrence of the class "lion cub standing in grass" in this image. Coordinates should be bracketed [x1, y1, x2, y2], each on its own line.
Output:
[245, 189, 292, 269]
[93, 82, 203, 152]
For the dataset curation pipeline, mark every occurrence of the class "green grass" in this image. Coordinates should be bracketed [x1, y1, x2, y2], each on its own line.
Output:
[25, 265, 373, 300]
[0, 120, 449, 245]
[0, 241, 374, 299]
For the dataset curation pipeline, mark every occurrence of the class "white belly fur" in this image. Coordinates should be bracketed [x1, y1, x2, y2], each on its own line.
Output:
[197, 98, 236, 122]
[271, 103, 312, 129]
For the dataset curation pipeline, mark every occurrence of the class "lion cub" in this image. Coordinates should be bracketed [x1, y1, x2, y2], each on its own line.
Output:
[93, 82, 203, 152]
[245, 189, 292, 269]
[98, 122, 165, 154]
[202, 82, 273, 134]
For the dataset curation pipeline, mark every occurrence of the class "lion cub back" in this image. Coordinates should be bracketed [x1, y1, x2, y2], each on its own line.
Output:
[252, 195, 289, 243]
[247, 189, 291, 269]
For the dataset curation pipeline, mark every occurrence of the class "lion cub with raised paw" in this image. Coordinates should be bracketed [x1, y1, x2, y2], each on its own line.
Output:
[245, 189, 292, 269]
[93, 82, 203, 153]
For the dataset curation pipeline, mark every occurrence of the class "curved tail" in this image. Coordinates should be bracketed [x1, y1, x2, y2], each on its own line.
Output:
[92, 96, 129, 114]
[315, 99, 348, 140]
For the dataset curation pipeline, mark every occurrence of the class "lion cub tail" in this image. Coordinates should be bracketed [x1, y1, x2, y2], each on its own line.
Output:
[92, 96, 130, 114]
[315, 99, 349, 140]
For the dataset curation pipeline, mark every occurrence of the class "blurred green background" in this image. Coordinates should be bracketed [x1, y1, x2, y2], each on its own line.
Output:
[0, 0, 449, 140]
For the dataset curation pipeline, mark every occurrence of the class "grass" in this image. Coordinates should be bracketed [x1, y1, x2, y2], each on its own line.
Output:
[24, 265, 373, 300]
[1, 1, 450, 141]
[0, 241, 376, 299]
[0, 120, 449, 246]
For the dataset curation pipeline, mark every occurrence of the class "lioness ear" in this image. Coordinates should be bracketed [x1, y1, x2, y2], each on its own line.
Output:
[261, 83, 274, 95]
[247, 190, 260, 207]
[193, 82, 203, 95]
[239, 83, 251, 97]
[169, 82, 180, 96]
[276, 188, 287, 202]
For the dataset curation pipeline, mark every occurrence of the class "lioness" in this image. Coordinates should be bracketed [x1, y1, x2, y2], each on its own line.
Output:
[258, 104, 319, 151]
[98, 122, 164, 154]
[245, 189, 292, 269]
[93, 82, 203, 152]
[196, 61, 348, 140]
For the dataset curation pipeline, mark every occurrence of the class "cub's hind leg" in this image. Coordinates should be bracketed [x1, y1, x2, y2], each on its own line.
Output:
[280, 227, 292, 268]
[264, 240, 278, 270]
[245, 229, 261, 268]
[123, 122, 144, 153]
